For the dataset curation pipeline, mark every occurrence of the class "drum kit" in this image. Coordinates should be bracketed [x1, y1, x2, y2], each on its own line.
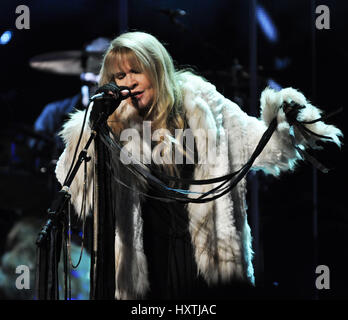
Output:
[0, 47, 105, 215]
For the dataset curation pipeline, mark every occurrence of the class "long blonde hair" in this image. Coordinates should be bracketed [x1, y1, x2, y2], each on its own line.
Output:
[100, 31, 185, 131]
[99, 31, 190, 176]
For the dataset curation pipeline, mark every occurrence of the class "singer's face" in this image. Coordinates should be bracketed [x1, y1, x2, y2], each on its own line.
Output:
[113, 59, 154, 111]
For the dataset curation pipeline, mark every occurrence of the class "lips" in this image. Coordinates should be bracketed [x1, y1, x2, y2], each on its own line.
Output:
[131, 91, 144, 98]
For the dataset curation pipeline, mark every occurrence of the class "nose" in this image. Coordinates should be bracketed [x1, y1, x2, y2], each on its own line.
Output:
[125, 74, 137, 90]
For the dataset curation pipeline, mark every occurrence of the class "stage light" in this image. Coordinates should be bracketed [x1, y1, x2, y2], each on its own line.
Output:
[256, 5, 278, 43]
[275, 57, 291, 70]
[71, 270, 80, 278]
[267, 79, 282, 91]
[0, 30, 13, 45]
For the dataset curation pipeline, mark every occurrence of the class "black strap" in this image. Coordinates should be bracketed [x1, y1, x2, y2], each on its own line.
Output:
[96, 117, 278, 203]
[90, 127, 116, 299]
[95, 101, 341, 203]
[284, 102, 342, 173]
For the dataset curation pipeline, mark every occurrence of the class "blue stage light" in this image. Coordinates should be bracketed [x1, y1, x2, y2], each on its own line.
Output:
[71, 270, 80, 278]
[0, 30, 13, 45]
[267, 79, 282, 91]
[256, 5, 278, 43]
[275, 57, 291, 70]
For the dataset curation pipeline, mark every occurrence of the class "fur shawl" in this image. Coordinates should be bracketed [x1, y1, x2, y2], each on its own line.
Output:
[56, 73, 342, 299]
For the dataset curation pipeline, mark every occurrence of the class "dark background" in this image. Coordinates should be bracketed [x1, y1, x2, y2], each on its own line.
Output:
[0, 0, 346, 300]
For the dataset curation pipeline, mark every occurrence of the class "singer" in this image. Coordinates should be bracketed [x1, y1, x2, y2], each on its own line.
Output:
[55, 31, 342, 299]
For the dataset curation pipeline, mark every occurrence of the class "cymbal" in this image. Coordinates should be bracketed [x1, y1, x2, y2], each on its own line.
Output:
[202, 66, 270, 89]
[29, 50, 104, 75]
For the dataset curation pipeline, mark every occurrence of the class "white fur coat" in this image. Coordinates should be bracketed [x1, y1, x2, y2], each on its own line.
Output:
[55, 73, 342, 299]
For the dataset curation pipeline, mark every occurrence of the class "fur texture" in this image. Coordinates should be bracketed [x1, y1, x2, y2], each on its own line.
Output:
[56, 75, 343, 299]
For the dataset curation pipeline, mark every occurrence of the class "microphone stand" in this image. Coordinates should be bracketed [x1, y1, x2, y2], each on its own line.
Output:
[36, 131, 95, 246]
[36, 90, 122, 247]
[35, 97, 119, 300]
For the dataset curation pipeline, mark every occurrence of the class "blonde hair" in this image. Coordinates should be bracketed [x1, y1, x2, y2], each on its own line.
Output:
[99, 31, 190, 176]
[100, 31, 185, 131]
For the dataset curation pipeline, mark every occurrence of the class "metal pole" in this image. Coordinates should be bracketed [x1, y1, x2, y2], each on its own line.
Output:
[118, 0, 128, 33]
[310, 0, 319, 300]
[249, 0, 262, 286]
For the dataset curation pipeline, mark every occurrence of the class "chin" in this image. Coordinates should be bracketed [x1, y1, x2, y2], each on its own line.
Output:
[115, 101, 140, 121]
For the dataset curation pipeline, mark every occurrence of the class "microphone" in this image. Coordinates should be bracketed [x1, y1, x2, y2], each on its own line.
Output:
[90, 82, 130, 101]
[159, 8, 186, 19]
[159, 8, 187, 30]
[89, 82, 131, 128]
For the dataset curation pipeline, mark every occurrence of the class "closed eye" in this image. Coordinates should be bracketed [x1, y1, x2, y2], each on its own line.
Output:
[114, 72, 125, 80]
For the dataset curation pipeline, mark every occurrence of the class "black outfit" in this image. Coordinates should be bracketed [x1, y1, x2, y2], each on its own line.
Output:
[142, 161, 255, 300]
[142, 162, 203, 299]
